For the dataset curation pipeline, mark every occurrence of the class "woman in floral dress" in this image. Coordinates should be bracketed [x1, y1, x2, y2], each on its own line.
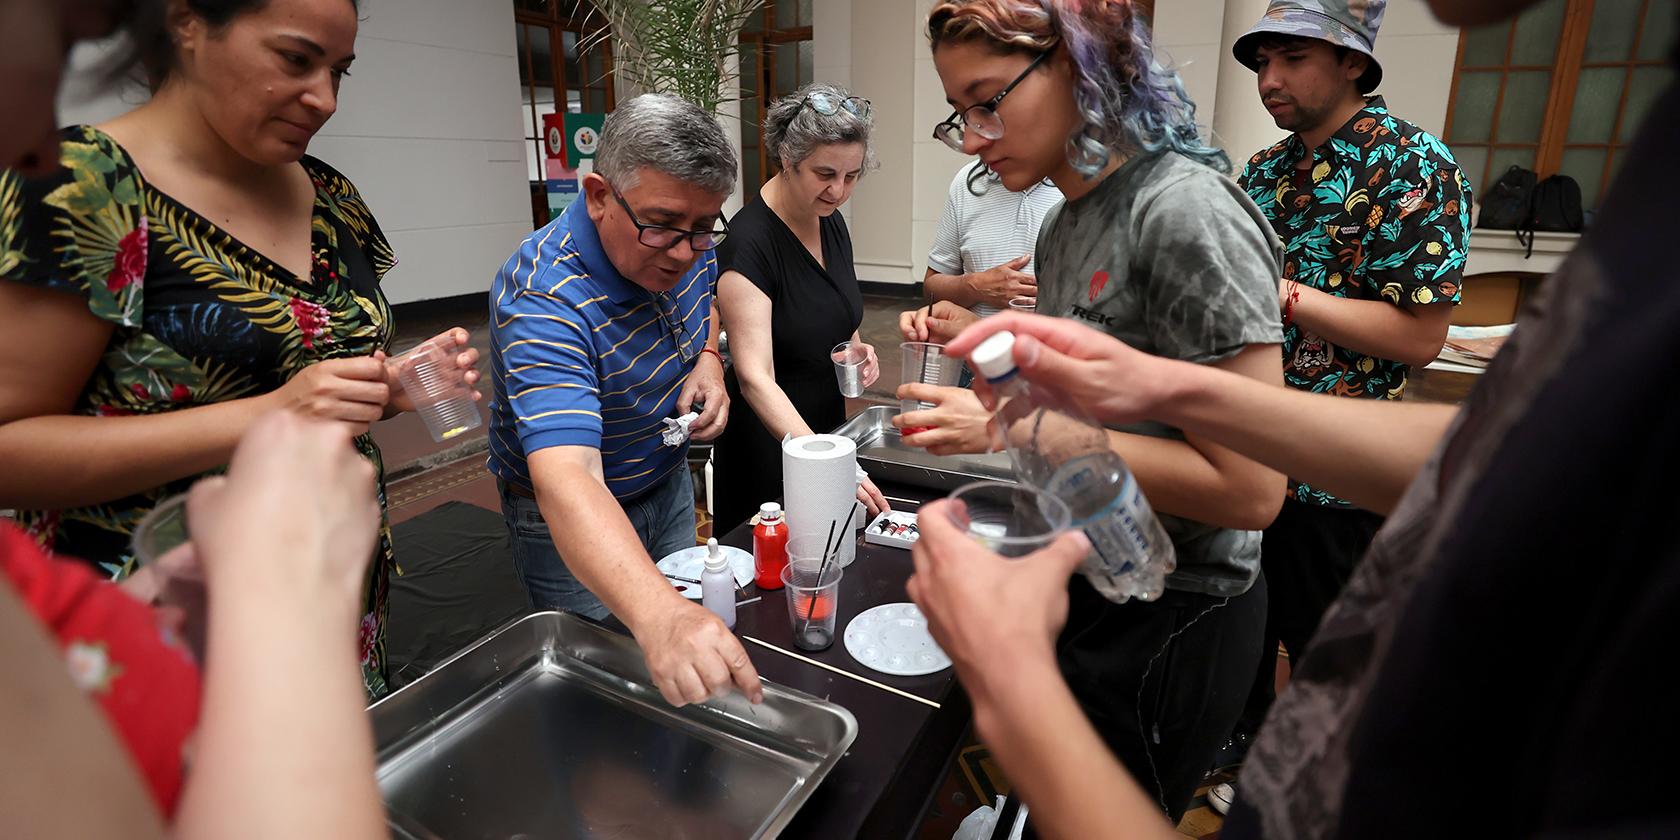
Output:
[0, 0, 478, 698]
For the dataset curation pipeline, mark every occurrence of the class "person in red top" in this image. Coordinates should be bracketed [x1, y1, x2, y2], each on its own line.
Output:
[3, 411, 388, 838]
[1, 523, 202, 814]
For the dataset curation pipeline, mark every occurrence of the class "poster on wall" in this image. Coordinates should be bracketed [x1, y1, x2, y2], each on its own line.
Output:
[543, 113, 579, 217]
[563, 112, 606, 169]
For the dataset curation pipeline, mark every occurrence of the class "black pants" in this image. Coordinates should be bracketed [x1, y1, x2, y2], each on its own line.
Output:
[1051, 573, 1268, 824]
[1235, 498, 1385, 736]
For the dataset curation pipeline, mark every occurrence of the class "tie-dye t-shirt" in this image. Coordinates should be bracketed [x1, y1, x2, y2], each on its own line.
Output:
[1034, 151, 1283, 597]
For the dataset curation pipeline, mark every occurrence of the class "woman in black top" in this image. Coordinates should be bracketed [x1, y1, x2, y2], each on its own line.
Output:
[714, 83, 889, 530]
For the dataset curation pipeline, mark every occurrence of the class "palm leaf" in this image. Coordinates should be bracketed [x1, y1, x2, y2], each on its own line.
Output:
[111, 333, 208, 388]
[151, 199, 304, 341]
[0, 174, 25, 277]
[195, 357, 261, 403]
[570, 0, 765, 116]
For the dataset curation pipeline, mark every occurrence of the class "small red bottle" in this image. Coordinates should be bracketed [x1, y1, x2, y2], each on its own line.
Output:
[753, 502, 789, 590]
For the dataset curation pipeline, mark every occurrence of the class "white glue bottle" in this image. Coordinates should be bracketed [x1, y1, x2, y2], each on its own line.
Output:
[700, 538, 737, 629]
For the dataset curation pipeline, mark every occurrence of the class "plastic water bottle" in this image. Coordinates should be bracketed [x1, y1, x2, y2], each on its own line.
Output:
[701, 538, 737, 629]
[968, 331, 1176, 602]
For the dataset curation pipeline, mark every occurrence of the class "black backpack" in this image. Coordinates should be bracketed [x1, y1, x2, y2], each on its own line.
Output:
[1530, 174, 1585, 232]
[1477, 165, 1536, 230]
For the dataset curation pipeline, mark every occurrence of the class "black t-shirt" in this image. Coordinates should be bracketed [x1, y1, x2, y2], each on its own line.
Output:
[717, 195, 864, 383]
[1227, 53, 1680, 840]
[710, 195, 864, 528]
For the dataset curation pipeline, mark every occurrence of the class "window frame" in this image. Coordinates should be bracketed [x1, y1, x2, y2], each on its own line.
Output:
[739, 5, 814, 201]
[1443, 0, 1670, 202]
[515, 2, 616, 227]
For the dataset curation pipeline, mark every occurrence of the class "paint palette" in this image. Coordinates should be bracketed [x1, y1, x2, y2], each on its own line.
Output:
[863, 510, 920, 550]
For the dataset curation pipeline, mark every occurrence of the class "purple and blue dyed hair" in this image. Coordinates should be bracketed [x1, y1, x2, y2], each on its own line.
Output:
[928, 0, 1230, 176]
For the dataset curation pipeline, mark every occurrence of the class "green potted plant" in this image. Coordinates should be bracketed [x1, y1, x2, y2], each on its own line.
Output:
[568, 0, 764, 116]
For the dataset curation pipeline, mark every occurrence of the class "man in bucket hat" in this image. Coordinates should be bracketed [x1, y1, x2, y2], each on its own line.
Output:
[1209, 0, 1474, 813]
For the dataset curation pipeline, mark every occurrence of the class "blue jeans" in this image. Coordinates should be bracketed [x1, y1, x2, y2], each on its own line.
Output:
[500, 465, 697, 621]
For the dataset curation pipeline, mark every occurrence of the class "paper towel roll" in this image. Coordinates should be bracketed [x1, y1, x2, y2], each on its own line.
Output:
[782, 434, 861, 568]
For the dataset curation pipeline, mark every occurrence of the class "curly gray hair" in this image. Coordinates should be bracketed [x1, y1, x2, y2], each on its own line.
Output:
[595, 93, 739, 195]
[763, 82, 877, 172]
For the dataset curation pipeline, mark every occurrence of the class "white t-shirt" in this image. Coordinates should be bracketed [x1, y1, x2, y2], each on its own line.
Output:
[925, 163, 1065, 317]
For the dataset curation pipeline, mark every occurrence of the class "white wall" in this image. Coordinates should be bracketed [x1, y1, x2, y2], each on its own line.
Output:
[1369, 0, 1461, 137]
[1151, 0, 1228, 146]
[58, 0, 532, 305]
[808, 0, 967, 285]
[813, 0, 854, 226]
[835, 0, 924, 284]
[911, 0, 973, 283]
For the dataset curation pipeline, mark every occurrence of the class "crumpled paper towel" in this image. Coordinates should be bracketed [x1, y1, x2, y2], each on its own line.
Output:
[661, 411, 700, 446]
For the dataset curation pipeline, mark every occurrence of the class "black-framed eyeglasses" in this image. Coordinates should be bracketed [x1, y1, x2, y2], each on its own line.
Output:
[803, 92, 871, 120]
[610, 184, 729, 252]
[932, 50, 1051, 153]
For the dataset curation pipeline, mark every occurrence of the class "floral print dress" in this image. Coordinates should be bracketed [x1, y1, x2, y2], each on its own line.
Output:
[0, 126, 397, 697]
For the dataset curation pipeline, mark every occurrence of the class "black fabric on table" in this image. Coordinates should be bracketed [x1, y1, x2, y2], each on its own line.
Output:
[386, 501, 529, 688]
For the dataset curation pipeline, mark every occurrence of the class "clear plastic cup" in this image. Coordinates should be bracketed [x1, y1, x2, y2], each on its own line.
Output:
[1008, 296, 1037, 313]
[831, 341, 868, 398]
[898, 341, 965, 432]
[130, 493, 209, 660]
[391, 336, 480, 443]
[783, 557, 844, 651]
[132, 492, 191, 565]
[945, 480, 1072, 558]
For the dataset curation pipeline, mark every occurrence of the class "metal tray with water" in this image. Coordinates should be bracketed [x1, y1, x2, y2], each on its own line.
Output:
[369, 611, 858, 839]
[832, 405, 1016, 491]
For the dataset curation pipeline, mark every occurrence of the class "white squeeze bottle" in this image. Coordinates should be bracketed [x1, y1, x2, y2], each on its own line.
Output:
[969, 330, 1177, 602]
[700, 538, 737, 628]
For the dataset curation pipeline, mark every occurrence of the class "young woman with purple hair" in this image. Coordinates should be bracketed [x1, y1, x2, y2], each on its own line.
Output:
[904, 0, 1289, 822]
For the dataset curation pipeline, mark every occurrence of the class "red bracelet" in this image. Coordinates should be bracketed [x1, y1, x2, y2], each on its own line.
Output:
[699, 347, 724, 365]
[1282, 281, 1301, 327]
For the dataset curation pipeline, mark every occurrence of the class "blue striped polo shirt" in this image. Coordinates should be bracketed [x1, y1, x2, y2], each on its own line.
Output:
[487, 200, 716, 500]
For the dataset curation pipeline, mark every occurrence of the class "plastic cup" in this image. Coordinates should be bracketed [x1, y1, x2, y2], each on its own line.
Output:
[788, 533, 837, 567]
[831, 341, 868, 398]
[1008, 296, 1037, 313]
[945, 480, 1072, 558]
[132, 492, 191, 566]
[391, 336, 480, 443]
[783, 557, 844, 651]
[898, 341, 965, 432]
[130, 493, 209, 660]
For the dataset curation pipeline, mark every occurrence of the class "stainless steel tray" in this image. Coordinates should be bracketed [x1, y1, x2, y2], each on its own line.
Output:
[832, 404, 1016, 491]
[369, 611, 858, 839]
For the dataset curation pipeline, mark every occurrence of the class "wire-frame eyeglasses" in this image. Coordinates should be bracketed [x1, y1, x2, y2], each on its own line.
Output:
[931, 50, 1051, 153]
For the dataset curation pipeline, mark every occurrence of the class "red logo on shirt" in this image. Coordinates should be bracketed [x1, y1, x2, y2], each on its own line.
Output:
[1089, 270, 1110, 302]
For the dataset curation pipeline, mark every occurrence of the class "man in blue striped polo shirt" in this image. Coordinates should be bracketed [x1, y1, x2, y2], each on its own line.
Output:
[488, 94, 762, 708]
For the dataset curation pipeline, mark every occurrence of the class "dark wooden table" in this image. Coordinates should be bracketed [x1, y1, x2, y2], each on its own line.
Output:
[716, 481, 972, 840]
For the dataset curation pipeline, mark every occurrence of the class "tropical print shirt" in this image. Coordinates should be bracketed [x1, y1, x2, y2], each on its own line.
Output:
[0, 126, 397, 696]
[1239, 96, 1472, 507]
